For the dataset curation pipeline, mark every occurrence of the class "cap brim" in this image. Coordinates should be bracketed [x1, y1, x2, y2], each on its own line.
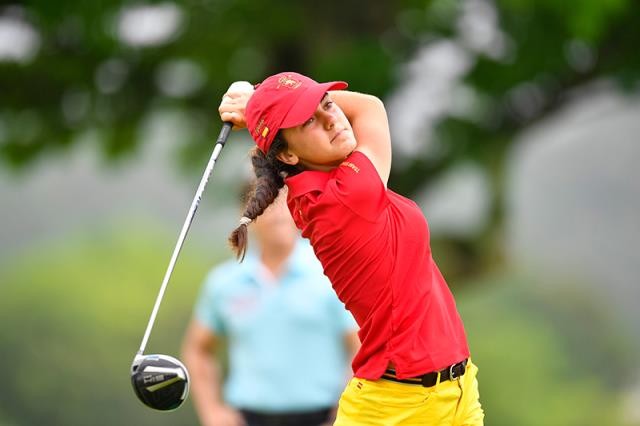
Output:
[280, 81, 348, 128]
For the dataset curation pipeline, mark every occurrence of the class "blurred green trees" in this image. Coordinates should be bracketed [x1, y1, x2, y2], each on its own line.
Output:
[3, 0, 640, 278]
[2, 0, 640, 175]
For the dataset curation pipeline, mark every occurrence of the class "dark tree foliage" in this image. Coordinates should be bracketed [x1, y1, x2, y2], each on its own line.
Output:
[4, 0, 636, 170]
[1, 0, 639, 277]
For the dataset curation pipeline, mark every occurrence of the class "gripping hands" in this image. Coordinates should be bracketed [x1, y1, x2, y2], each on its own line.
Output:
[218, 81, 255, 130]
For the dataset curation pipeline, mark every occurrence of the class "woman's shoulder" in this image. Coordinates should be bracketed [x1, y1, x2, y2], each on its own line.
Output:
[333, 150, 382, 181]
[327, 151, 389, 221]
[332, 151, 385, 192]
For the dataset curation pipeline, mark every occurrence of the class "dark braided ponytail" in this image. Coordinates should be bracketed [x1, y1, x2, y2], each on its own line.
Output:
[228, 133, 300, 261]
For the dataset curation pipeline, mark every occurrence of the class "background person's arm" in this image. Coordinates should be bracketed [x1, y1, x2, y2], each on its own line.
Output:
[329, 90, 392, 186]
[343, 329, 361, 362]
[323, 329, 361, 426]
[182, 319, 246, 426]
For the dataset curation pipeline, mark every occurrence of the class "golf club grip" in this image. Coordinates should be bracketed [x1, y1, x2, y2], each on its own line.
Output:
[217, 121, 233, 146]
[136, 121, 234, 355]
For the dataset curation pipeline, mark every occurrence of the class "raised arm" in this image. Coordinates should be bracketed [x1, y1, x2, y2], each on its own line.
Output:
[329, 91, 392, 186]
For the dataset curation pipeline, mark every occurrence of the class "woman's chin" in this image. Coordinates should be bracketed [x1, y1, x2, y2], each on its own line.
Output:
[337, 138, 357, 155]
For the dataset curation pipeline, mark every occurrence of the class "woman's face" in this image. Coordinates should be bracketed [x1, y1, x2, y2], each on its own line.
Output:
[252, 190, 298, 250]
[278, 94, 356, 171]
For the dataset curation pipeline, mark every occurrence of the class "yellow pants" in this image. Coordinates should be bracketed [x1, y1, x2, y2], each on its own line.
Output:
[334, 359, 483, 426]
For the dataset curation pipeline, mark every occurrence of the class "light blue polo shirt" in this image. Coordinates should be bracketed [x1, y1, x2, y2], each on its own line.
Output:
[194, 238, 357, 412]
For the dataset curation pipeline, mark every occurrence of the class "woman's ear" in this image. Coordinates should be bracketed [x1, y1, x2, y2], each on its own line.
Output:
[276, 149, 299, 166]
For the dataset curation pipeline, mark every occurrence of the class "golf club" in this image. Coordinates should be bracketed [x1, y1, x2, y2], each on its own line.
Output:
[131, 119, 234, 411]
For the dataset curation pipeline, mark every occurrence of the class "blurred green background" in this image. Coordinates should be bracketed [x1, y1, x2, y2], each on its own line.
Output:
[2, 0, 639, 425]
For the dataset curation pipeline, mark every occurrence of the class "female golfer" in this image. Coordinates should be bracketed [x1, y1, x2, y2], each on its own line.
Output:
[219, 72, 483, 425]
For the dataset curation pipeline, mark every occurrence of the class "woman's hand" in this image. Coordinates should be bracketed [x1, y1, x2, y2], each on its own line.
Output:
[202, 403, 247, 426]
[218, 81, 255, 129]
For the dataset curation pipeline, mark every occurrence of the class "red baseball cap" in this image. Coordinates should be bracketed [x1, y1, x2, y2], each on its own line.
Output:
[246, 72, 348, 154]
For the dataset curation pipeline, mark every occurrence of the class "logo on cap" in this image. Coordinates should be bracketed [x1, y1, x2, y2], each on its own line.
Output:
[254, 117, 269, 139]
[277, 75, 302, 90]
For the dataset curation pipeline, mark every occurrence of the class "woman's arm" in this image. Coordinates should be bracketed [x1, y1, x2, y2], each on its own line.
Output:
[330, 91, 392, 186]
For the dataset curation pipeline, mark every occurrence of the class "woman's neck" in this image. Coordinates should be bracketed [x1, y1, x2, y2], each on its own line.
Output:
[259, 241, 295, 278]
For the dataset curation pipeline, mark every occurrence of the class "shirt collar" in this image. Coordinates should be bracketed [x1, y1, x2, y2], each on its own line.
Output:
[243, 238, 315, 283]
[285, 170, 331, 199]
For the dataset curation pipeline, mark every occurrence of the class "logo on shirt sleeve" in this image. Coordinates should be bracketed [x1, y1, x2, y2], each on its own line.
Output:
[340, 161, 360, 173]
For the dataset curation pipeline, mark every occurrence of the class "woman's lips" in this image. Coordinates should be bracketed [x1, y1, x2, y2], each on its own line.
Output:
[331, 129, 345, 143]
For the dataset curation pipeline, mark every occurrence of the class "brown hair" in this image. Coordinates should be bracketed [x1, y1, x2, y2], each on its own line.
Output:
[228, 133, 299, 261]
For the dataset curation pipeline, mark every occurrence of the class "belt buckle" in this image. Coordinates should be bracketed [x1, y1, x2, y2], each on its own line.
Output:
[449, 363, 460, 381]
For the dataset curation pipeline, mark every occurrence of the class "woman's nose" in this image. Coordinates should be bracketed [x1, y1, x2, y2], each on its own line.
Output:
[321, 110, 336, 129]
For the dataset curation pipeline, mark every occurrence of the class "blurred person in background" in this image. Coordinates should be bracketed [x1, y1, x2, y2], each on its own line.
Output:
[182, 186, 359, 426]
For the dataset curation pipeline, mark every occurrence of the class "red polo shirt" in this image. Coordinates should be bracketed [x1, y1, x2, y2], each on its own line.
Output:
[285, 151, 469, 380]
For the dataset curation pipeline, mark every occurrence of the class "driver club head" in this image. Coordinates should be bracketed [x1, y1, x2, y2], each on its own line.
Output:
[131, 354, 190, 411]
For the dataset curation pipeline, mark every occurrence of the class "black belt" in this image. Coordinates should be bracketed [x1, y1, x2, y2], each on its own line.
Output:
[240, 407, 332, 426]
[381, 359, 468, 387]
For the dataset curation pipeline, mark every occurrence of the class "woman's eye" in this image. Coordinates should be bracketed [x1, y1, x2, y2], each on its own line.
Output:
[324, 101, 334, 109]
[303, 117, 314, 127]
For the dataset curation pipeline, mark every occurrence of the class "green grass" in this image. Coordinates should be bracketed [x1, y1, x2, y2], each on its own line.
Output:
[0, 220, 226, 426]
[457, 274, 625, 426]
[0, 224, 630, 425]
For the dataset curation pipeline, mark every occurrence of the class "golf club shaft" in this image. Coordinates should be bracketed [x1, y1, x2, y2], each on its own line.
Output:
[137, 122, 233, 355]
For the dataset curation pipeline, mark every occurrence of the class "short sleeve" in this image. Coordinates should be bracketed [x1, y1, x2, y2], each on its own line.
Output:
[330, 151, 389, 222]
[194, 269, 227, 336]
